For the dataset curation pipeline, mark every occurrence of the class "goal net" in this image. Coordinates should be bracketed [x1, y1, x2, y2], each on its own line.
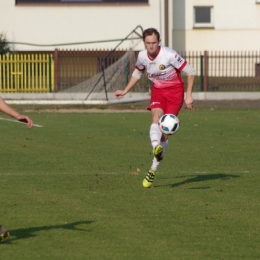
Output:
[61, 49, 150, 102]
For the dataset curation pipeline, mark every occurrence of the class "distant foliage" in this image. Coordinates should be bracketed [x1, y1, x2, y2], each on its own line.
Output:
[0, 32, 10, 55]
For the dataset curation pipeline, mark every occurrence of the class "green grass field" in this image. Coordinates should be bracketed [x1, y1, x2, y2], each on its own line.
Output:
[0, 104, 260, 259]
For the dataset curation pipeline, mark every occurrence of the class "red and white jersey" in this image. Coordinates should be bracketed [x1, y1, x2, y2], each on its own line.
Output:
[135, 46, 187, 89]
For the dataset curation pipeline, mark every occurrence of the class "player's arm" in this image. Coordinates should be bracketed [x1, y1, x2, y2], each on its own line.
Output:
[181, 64, 196, 110]
[0, 97, 20, 118]
[185, 75, 195, 110]
[0, 97, 33, 128]
[114, 69, 143, 99]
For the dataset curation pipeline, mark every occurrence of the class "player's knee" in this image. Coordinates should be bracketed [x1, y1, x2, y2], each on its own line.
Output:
[152, 109, 164, 123]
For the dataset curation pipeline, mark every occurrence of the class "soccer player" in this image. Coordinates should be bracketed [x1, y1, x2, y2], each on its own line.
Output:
[114, 28, 196, 188]
[0, 97, 33, 241]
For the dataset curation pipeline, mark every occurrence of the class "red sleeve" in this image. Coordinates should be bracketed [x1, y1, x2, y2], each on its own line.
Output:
[178, 60, 187, 71]
[135, 65, 145, 72]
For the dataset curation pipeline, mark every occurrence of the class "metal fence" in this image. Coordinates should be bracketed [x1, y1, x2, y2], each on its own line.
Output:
[0, 50, 260, 93]
[181, 51, 260, 92]
[0, 53, 54, 93]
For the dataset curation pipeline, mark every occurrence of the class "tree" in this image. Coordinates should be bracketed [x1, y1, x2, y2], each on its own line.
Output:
[0, 32, 10, 55]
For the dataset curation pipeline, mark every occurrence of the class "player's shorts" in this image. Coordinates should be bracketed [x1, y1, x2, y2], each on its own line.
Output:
[147, 85, 184, 115]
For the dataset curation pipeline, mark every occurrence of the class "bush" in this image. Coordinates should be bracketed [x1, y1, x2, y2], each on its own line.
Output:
[0, 32, 10, 54]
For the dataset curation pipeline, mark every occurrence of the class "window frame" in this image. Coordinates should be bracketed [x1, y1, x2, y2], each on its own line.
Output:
[193, 6, 214, 29]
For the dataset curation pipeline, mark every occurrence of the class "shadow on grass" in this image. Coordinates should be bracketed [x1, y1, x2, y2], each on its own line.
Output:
[2, 220, 94, 244]
[155, 173, 239, 188]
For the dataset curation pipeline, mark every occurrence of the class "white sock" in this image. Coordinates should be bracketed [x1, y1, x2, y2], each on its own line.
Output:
[149, 123, 162, 149]
[150, 140, 169, 171]
[151, 157, 160, 171]
[161, 140, 169, 156]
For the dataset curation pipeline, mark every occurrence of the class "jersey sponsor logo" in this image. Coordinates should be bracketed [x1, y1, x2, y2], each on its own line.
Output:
[148, 69, 177, 81]
[148, 71, 167, 77]
[159, 64, 165, 70]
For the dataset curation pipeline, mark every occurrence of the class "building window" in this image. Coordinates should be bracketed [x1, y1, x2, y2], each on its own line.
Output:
[194, 6, 214, 28]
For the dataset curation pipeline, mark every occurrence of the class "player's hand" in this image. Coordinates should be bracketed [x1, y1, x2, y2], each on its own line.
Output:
[114, 90, 125, 100]
[185, 95, 194, 110]
[17, 115, 33, 128]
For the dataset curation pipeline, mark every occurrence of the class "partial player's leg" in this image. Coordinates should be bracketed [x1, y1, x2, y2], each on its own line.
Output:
[150, 107, 165, 159]
[151, 139, 169, 170]
[143, 98, 165, 187]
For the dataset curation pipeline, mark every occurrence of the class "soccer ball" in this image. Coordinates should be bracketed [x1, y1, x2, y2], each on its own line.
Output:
[158, 114, 180, 135]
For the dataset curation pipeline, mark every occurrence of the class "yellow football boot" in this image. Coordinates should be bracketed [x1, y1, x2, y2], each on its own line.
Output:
[153, 144, 163, 161]
[142, 169, 155, 188]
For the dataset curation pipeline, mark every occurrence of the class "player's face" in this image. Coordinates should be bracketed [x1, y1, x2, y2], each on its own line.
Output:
[144, 33, 160, 58]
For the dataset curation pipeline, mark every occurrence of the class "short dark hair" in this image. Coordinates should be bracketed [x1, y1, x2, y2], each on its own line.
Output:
[142, 28, 160, 41]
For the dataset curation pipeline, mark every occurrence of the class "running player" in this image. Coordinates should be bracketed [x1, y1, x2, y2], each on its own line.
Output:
[0, 97, 33, 241]
[114, 28, 196, 188]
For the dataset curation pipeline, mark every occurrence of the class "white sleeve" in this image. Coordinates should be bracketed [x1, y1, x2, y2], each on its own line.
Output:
[132, 68, 144, 79]
[181, 63, 196, 75]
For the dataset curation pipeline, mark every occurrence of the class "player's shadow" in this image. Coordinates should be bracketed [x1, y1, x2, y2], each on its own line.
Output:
[2, 220, 94, 244]
[155, 173, 239, 188]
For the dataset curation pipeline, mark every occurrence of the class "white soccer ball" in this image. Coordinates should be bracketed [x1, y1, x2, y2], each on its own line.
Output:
[158, 114, 180, 135]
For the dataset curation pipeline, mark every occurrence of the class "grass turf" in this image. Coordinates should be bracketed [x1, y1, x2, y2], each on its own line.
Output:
[0, 105, 260, 259]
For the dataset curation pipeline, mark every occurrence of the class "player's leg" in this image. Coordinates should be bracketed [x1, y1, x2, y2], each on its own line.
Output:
[143, 89, 166, 188]
[143, 108, 165, 188]
[149, 137, 168, 173]
[159, 86, 183, 165]
[0, 225, 10, 242]
[160, 139, 169, 157]
[147, 87, 166, 158]
[148, 87, 184, 183]
[143, 87, 184, 188]
[150, 107, 165, 160]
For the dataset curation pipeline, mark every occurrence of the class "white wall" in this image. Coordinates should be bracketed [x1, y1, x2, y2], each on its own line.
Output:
[172, 0, 260, 51]
[0, 0, 165, 51]
[1, 0, 260, 52]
